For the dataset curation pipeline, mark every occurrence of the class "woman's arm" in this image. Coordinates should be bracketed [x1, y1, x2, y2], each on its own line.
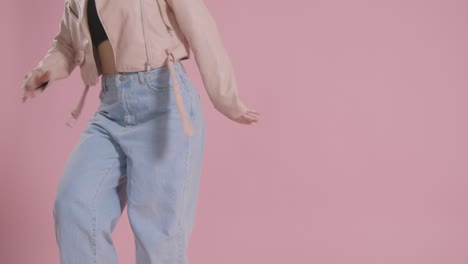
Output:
[166, 0, 250, 121]
[26, 3, 76, 92]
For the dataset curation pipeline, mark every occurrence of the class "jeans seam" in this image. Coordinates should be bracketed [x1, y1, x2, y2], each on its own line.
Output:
[90, 159, 120, 264]
[178, 131, 192, 264]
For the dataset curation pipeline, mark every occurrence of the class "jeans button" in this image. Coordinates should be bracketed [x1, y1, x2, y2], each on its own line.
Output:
[119, 75, 127, 81]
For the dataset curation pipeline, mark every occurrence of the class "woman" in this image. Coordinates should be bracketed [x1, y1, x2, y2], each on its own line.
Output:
[21, 0, 259, 263]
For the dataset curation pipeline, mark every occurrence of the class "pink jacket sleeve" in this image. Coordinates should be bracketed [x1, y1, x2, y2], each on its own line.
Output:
[166, 0, 249, 119]
[32, 3, 76, 90]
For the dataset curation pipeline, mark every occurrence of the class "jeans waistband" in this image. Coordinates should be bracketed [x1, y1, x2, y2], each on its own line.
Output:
[101, 60, 185, 79]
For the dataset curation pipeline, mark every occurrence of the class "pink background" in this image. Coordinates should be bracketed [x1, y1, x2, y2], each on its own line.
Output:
[2, 0, 468, 263]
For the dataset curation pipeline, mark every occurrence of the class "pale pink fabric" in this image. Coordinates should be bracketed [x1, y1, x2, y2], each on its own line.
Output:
[32, 0, 248, 136]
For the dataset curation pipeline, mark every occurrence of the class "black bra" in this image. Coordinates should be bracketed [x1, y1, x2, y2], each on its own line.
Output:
[87, 0, 108, 47]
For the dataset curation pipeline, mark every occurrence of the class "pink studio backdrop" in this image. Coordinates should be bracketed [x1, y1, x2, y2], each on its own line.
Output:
[1, 0, 468, 263]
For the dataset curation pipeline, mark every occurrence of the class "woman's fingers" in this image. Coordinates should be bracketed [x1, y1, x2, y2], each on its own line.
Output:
[234, 115, 251, 124]
[242, 112, 259, 122]
[21, 90, 35, 103]
[21, 69, 50, 103]
[236, 114, 255, 125]
[21, 77, 32, 103]
[247, 109, 261, 116]
[235, 116, 250, 124]
[244, 112, 259, 121]
[231, 107, 261, 125]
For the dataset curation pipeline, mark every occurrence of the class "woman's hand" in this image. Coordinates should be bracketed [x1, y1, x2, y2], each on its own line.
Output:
[21, 67, 51, 103]
[232, 108, 260, 125]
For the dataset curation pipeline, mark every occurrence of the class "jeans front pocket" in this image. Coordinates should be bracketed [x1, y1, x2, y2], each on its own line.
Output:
[143, 69, 171, 92]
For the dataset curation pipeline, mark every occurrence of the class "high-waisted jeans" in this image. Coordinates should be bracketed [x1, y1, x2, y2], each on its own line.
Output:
[53, 60, 206, 264]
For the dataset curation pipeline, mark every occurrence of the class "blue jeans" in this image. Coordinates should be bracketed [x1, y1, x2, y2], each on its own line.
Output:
[53, 60, 206, 264]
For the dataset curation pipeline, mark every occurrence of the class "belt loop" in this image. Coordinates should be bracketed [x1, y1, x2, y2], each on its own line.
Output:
[166, 49, 175, 62]
[137, 71, 145, 85]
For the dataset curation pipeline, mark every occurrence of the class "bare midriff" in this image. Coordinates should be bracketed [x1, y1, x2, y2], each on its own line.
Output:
[96, 40, 118, 74]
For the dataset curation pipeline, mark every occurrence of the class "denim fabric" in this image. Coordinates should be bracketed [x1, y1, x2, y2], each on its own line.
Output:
[53, 60, 206, 264]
